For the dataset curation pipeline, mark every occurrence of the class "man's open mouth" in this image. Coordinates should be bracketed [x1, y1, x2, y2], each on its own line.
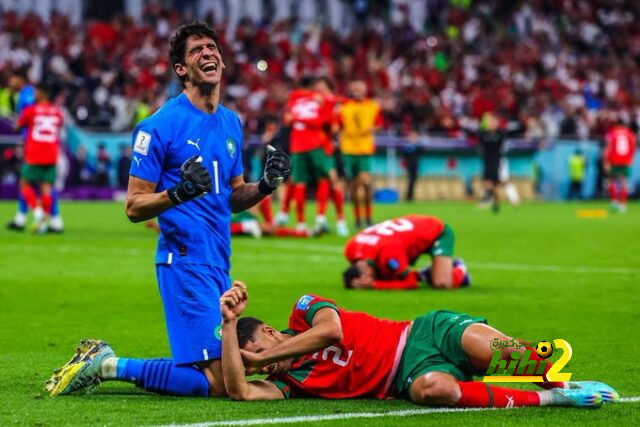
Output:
[201, 62, 218, 73]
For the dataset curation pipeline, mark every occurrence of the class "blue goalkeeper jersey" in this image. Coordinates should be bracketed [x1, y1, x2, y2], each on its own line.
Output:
[129, 93, 244, 271]
[16, 85, 35, 115]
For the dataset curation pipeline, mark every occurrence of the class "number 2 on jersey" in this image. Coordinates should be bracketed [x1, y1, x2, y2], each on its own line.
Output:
[364, 218, 414, 236]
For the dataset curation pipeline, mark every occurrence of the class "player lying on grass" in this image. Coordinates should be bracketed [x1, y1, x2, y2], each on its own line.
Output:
[343, 215, 470, 290]
[220, 283, 618, 408]
[231, 197, 310, 238]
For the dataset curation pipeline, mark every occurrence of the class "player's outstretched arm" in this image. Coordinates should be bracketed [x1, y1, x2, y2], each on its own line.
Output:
[241, 307, 342, 371]
[220, 283, 284, 401]
[230, 145, 290, 213]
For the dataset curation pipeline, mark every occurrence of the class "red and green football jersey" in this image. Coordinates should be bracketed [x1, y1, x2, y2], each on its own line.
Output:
[17, 102, 64, 165]
[286, 89, 330, 154]
[344, 215, 445, 279]
[268, 294, 410, 399]
[605, 125, 636, 166]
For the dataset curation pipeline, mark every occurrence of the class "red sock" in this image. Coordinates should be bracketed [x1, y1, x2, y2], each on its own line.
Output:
[451, 267, 465, 288]
[620, 183, 628, 204]
[294, 184, 306, 223]
[41, 193, 53, 214]
[316, 179, 330, 216]
[276, 227, 309, 238]
[259, 197, 274, 225]
[230, 223, 243, 235]
[332, 186, 345, 220]
[456, 382, 540, 408]
[365, 202, 372, 222]
[354, 202, 361, 223]
[608, 182, 617, 201]
[523, 347, 565, 389]
[280, 183, 294, 214]
[21, 185, 38, 210]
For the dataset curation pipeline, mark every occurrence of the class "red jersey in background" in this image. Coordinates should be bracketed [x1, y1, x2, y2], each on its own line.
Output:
[605, 125, 637, 166]
[17, 102, 64, 165]
[285, 89, 329, 153]
[269, 294, 410, 399]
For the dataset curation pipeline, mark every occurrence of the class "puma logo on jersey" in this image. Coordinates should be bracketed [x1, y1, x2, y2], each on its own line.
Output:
[187, 139, 201, 150]
[133, 156, 141, 167]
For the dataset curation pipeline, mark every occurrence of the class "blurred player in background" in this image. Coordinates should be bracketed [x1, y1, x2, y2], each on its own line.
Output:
[604, 120, 636, 212]
[219, 284, 616, 408]
[6, 71, 64, 232]
[280, 76, 333, 234]
[231, 197, 309, 238]
[313, 76, 348, 236]
[342, 215, 470, 290]
[337, 80, 380, 228]
[477, 112, 505, 213]
[45, 21, 290, 399]
[14, 83, 64, 233]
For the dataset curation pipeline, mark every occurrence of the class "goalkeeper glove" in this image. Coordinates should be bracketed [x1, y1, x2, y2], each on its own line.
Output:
[167, 155, 212, 205]
[258, 145, 291, 195]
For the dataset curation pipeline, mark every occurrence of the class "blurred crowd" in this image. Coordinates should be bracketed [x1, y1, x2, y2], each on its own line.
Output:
[1, 0, 640, 138]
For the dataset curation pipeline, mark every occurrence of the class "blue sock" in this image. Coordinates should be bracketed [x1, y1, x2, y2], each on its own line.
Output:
[18, 193, 27, 214]
[115, 358, 210, 397]
[50, 189, 59, 216]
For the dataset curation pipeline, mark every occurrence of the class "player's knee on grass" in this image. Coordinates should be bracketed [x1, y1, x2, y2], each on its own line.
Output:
[410, 372, 461, 406]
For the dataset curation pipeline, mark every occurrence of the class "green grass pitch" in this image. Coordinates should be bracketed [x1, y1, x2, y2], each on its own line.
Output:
[0, 200, 639, 426]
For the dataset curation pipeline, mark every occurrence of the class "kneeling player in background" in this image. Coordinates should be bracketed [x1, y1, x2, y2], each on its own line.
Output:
[342, 215, 469, 290]
[219, 283, 617, 408]
[231, 197, 309, 238]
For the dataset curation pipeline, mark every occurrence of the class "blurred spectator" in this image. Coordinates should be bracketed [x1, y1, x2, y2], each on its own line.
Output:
[117, 144, 131, 188]
[567, 148, 586, 200]
[0, 2, 638, 140]
[67, 145, 95, 186]
[95, 143, 112, 187]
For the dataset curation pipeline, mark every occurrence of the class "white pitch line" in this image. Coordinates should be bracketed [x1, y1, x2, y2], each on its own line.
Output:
[156, 397, 640, 427]
[470, 262, 640, 275]
[3, 242, 639, 275]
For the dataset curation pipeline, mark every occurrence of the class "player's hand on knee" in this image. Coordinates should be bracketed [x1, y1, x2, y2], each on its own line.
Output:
[167, 155, 212, 205]
[259, 145, 291, 194]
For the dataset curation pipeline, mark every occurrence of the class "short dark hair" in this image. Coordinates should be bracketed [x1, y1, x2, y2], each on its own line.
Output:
[169, 21, 220, 84]
[11, 68, 29, 82]
[237, 316, 264, 348]
[299, 75, 314, 89]
[315, 76, 334, 90]
[342, 264, 362, 289]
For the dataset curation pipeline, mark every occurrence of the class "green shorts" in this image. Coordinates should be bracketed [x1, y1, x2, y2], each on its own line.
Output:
[21, 164, 56, 184]
[429, 223, 455, 257]
[342, 154, 373, 180]
[291, 148, 331, 183]
[231, 211, 256, 223]
[610, 165, 630, 178]
[393, 310, 487, 399]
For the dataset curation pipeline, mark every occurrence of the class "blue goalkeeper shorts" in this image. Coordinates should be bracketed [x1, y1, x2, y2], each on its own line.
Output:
[156, 263, 231, 365]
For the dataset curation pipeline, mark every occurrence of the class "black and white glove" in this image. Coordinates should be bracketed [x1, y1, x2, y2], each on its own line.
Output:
[167, 155, 212, 205]
[258, 145, 291, 195]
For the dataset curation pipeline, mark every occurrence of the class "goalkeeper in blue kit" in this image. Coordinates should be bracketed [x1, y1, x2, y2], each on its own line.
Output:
[45, 22, 290, 398]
